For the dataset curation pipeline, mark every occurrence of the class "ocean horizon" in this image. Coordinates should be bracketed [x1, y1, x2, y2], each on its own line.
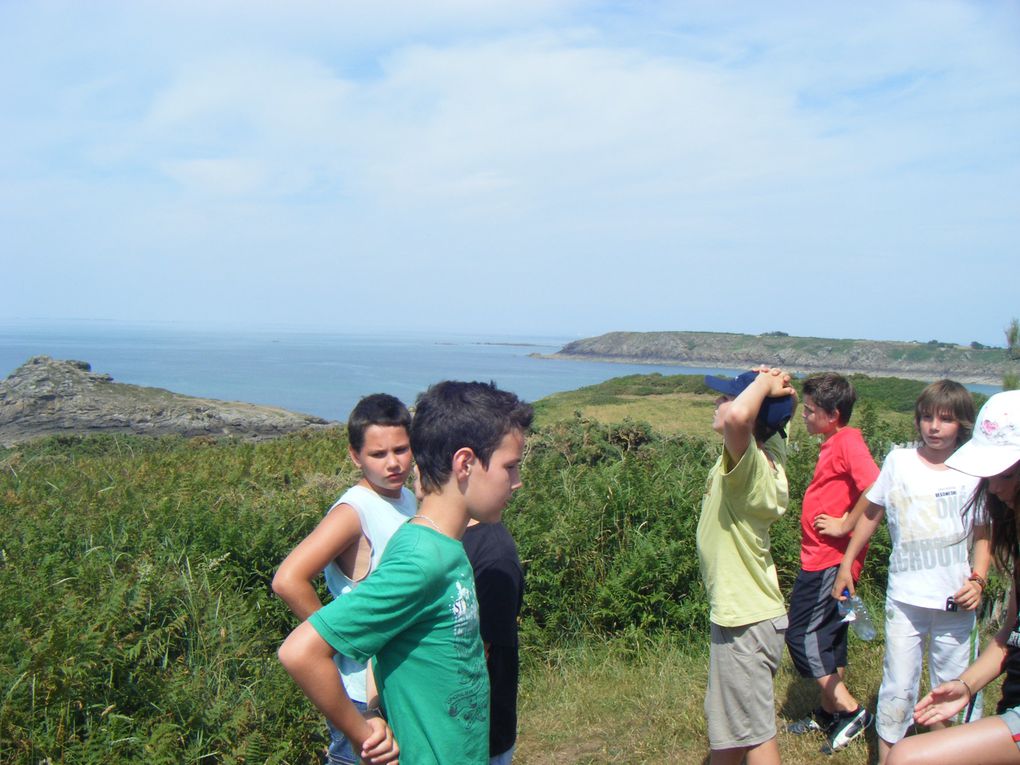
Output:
[0, 320, 748, 423]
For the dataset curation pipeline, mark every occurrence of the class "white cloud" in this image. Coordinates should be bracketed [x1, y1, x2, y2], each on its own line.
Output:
[0, 1, 1017, 343]
[158, 158, 270, 197]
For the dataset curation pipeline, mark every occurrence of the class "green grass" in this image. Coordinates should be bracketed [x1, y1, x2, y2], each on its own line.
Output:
[0, 375, 992, 764]
[515, 624, 1005, 765]
[0, 432, 351, 764]
[534, 372, 917, 442]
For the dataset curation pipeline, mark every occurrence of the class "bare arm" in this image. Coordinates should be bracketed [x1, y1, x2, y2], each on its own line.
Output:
[272, 504, 364, 620]
[915, 584, 1016, 726]
[814, 486, 874, 538]
[279, 621, 399, 763]
[953, 524, 991, 611]
[722, 367, 794, 464]
[831, 501, 885, 600]
[365, 660, 379, 709]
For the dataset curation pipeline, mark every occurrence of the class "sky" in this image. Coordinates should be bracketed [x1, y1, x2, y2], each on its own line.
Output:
[2, 1, 1018, 346]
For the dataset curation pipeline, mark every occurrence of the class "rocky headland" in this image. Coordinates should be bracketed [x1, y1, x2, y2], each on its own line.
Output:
[543, 331, 1015, 385]
[0, 356, 335, 447]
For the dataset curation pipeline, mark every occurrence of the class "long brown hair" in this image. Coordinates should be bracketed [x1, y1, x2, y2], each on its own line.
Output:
[972, 460, 1020, 572]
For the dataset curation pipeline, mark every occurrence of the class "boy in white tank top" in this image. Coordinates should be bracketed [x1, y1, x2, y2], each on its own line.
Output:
[273, 393, 415, 764]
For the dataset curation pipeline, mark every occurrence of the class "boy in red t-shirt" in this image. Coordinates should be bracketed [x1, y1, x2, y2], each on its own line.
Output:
[785, 373, 879, 753]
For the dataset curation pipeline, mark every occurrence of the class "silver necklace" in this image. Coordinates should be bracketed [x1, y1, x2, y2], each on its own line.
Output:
[413, 514, 442, 533]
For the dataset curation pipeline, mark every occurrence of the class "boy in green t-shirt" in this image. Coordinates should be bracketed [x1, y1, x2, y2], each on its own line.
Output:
[279, 381, 533, 765]
[697, 367, 796, 765]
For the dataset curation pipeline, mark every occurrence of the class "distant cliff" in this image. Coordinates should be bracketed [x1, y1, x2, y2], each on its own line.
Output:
[545, 332, 1014, 385]
[0, 356, 335, 447]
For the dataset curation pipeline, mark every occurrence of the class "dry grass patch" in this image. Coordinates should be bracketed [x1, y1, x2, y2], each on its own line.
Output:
[534, 387, 913, 445]
[515, 640, 709, 764]
[574, 393, 717, 438]
[535, 390, 717, 438]
[515, 632, 1005, 765]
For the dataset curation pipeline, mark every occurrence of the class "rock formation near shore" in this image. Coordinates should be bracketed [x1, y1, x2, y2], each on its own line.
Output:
[0, 356, 334, 447]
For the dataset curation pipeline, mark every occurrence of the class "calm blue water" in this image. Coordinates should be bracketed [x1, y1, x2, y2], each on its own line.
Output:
[0, 321, 746, 422]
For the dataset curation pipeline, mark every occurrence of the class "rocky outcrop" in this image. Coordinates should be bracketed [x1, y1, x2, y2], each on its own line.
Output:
[0, 356, 334, 447]
[545, 332, 1015, 385]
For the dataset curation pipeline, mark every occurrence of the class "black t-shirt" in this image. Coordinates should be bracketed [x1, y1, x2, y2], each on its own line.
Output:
[463, 522, 525, 757]
[999, 568, 1020, 712]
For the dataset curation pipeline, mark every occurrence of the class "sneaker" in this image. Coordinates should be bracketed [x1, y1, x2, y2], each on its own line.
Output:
[826, 707, 873, 751]
[787, 707, 835, 735]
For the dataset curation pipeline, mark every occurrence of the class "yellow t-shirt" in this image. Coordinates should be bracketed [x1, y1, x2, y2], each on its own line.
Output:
[696, 434, 789, 627]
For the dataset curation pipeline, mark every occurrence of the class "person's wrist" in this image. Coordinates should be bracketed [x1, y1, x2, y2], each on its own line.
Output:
[954, 677, 974, 700]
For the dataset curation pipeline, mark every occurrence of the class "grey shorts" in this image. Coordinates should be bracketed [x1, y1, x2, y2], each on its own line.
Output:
[706, 614, 789, 750]
[1000, 707, 1020, 751]
[786, 566, 849, 678]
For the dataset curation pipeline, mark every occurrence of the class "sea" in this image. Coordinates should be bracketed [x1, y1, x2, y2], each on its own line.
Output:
[0, 321, 746, 423]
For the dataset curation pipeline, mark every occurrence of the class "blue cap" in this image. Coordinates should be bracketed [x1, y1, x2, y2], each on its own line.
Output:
[704, 371, 795, 430]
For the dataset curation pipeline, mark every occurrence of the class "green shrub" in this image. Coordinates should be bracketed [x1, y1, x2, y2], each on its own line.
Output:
[0, 432, 349, 764]
[0, 402, 908, 762]
[507, 420, 716, 642]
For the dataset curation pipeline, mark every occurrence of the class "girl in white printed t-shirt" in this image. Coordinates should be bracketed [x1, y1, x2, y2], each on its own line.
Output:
[832, 380, 990, 764]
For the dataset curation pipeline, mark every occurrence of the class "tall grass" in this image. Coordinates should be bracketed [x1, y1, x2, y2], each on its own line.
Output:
[0, 380, 952, 763]
[1, 432, 349, 763]
[516, 629, 1004, 765]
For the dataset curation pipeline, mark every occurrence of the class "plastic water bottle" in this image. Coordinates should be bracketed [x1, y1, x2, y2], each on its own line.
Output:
[838, 589, 877, 641]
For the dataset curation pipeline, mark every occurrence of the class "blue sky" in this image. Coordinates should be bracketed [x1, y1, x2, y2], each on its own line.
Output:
[2, 1, 1018, 345]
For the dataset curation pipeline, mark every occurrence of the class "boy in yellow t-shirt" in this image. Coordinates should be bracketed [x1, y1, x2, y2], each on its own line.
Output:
[697, 367, 796, 765]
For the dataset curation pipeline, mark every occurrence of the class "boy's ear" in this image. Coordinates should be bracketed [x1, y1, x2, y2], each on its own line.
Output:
[452, 447, 476, 480]
[348, 445, 362, 469]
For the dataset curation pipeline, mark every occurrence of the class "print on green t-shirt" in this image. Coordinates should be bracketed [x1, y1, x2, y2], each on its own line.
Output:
[310, 523, 490, 764]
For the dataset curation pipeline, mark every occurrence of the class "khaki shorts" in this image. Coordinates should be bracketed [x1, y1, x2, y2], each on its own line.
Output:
[706, 614, 788, 750]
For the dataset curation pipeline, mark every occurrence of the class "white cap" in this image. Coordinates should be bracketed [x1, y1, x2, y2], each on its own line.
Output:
[946, 390, 1020, 477]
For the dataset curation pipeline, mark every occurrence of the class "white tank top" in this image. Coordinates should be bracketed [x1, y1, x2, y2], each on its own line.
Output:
[322, 483, 417, 701]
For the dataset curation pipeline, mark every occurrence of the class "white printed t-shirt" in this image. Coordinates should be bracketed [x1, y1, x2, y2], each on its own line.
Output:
[866, 447, 983, 610]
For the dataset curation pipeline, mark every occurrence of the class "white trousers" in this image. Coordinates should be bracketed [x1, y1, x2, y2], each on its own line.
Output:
[876, 598, 982, 743]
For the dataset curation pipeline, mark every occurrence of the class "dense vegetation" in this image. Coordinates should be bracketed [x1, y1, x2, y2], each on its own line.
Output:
[534, 371, 967, 416]
[0, 374, 972, 763]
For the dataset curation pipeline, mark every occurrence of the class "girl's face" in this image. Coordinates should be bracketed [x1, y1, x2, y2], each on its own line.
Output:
[918, 409, 961, 455]
[988, 460, 1020, 510]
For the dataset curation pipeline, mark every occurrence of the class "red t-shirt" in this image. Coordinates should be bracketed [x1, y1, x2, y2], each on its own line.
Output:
[800, 427, 880, 577]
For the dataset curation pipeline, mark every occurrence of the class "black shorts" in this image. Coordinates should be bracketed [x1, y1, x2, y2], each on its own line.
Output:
[785, 566, 849, 679]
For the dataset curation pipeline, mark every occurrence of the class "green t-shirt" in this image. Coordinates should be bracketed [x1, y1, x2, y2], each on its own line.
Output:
[310, 523, 489, 764]
[696, 434, 789, 628]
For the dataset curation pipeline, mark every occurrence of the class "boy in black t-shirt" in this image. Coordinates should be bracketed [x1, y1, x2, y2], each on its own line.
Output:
[463, 520, 525, 764]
